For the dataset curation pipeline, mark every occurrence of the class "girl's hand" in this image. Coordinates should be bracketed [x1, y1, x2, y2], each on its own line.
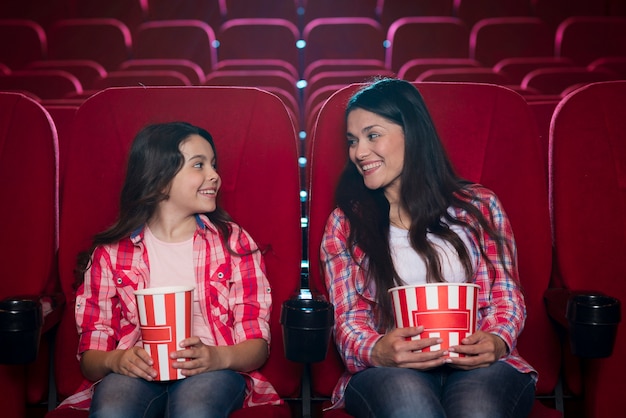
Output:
[372, 326, 448, 370]
[445, 331, 508, 370]
[109, 347, 157, 381]
[170, 336, 224, 376]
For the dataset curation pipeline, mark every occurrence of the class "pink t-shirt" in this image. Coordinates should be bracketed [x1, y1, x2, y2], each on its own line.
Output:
[143, 226, 214, 345]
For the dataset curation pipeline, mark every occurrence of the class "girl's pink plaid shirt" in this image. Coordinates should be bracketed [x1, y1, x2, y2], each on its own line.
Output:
[321, 184, 537, 408]
[58, 214, 280, 410]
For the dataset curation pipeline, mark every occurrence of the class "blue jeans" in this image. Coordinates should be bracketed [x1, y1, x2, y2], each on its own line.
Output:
[89, 370, 246, 418]
[345, 362, 535, 418]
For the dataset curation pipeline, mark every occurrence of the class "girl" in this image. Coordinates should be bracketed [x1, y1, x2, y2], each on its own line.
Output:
[60, 122, 279, 417]
[321, 79, 536, 418]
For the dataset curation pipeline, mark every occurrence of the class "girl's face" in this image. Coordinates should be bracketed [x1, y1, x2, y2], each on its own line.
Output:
[347, 108, 405, 202]
[166, 134, 221, 216]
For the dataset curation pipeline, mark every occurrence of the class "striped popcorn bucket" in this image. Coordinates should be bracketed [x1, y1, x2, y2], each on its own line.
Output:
[389, 283, 479, 357]
[134, 285, 194, 380]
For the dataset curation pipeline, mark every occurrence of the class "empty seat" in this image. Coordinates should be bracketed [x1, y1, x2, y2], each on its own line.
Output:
[302, 17, 386, 71]
[25, 59, 106, 89]
[385, 17, 470, 72]
[304, 69, 394, 108]
[555, 16, 626, 66]
[550, 80, 626, 418]
[145, 0, 222, 30]
[302, 0, 378, 24]
[221, 0, 298, 23]
[0, 91, 58, 418]
[521, 67, 619, 96]
[46, 86, 302, 418]
[398, 57, 481, 80]
[494, 56, 574, 84]
[204, 70, 300, 125]
[76, 0, 146, 32]
[531, 0, 606, 29]
[416, 67, 510, 84]
[0, 70, 82, 100]
[307, 82, 560, 418]
[47, 18, 132, 71]
[470, 17, 554, 67]
[133, 19, 218, 75]
[587, 56, 626, 79]
[92, 70, 192, 88]
[303, 58, 388, 81]
[453, 0, 531, 27]
[0, 19, 47, 69]
[216, 18, 300, 77]
[119, 58, 206, 85]
[379, 0, 455, 30]
[0, 0, 77, 30]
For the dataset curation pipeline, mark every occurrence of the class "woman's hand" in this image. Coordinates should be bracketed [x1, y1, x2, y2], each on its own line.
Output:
[170, 337, 268, 376]
[445, 331, 508, 370]
[371, 326, 448, 370]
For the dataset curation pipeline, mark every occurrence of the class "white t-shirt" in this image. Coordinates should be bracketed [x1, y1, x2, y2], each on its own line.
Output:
[389, 220, 477, 285]
[143, 226, 214, 345]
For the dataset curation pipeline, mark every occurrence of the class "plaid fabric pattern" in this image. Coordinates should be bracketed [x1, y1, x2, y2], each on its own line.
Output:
[321, 184, 537, 407]
[57, 214, 280, 410]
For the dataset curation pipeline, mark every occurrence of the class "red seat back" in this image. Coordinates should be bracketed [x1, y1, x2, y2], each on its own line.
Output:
[550, 80, 626, 418]
[53, 87, 302, 417]
[307, 82, 559, 410]
[385, 17, 471, 72]
[0, 92, 58, 418]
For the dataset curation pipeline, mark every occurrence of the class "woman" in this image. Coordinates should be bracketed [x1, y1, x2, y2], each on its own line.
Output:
[321, 79, 536, 418]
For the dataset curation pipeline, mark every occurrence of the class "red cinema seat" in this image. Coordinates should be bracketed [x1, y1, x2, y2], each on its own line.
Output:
[76, 0, 146, 32]
[415, 67, 510, 84]
[307, 82, 560, 418]
[521, 67, 619, 96]
[494, 56, 574, 85]
[46, 86, 302, 418]
[119, 58, 206, 85]
[550, 80, 626, 418]
[453, 0, 531, 27]
[216, 18, 300, 78]
[25, 59, 107, 89]
[0, 92, 59, 418]
[555, 16, 626, 66]
[221, 0, 298, 23]
[531, 0, 607, 29]
[145, 0, 222, 31]
[302, 17, 386, 72]
[397, 58, 481, 81]
[0, 70, 83, 100]
[133, 20, 218, 75]
[379, 0, 455, 31]
[470, 17, 554, 67]
[92, 70, 192, 88]
[0, 19, 47, 69]
[385, 17, 471, 72]
[47, 18, 133, 71]
[301, 0, 378, 24]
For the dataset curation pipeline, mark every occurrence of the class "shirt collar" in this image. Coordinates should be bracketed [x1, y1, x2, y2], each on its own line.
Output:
[129, 213, 218, 244]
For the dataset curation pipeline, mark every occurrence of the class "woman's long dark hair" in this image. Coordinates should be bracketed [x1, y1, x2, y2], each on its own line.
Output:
[335, 78, 513, 329]
[75, 121, 238, 285]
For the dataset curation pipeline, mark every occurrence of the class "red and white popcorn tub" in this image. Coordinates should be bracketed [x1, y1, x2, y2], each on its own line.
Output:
[389, 283, 479, 357]
[135, 285, 194, 380]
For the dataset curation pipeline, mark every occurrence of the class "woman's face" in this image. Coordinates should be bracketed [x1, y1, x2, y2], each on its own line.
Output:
[166, 134, 221, 216]
[347, 108, 405, 202]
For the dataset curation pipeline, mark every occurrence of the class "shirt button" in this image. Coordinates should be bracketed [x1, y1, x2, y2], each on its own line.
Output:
[217, 272, 224, 279]
[116, 277, 123, 285]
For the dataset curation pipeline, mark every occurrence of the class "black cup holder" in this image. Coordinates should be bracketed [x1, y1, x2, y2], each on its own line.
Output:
[566, 293, 621, 358]
[280, 297, 334, 363]
[0, 297, 43, 364]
